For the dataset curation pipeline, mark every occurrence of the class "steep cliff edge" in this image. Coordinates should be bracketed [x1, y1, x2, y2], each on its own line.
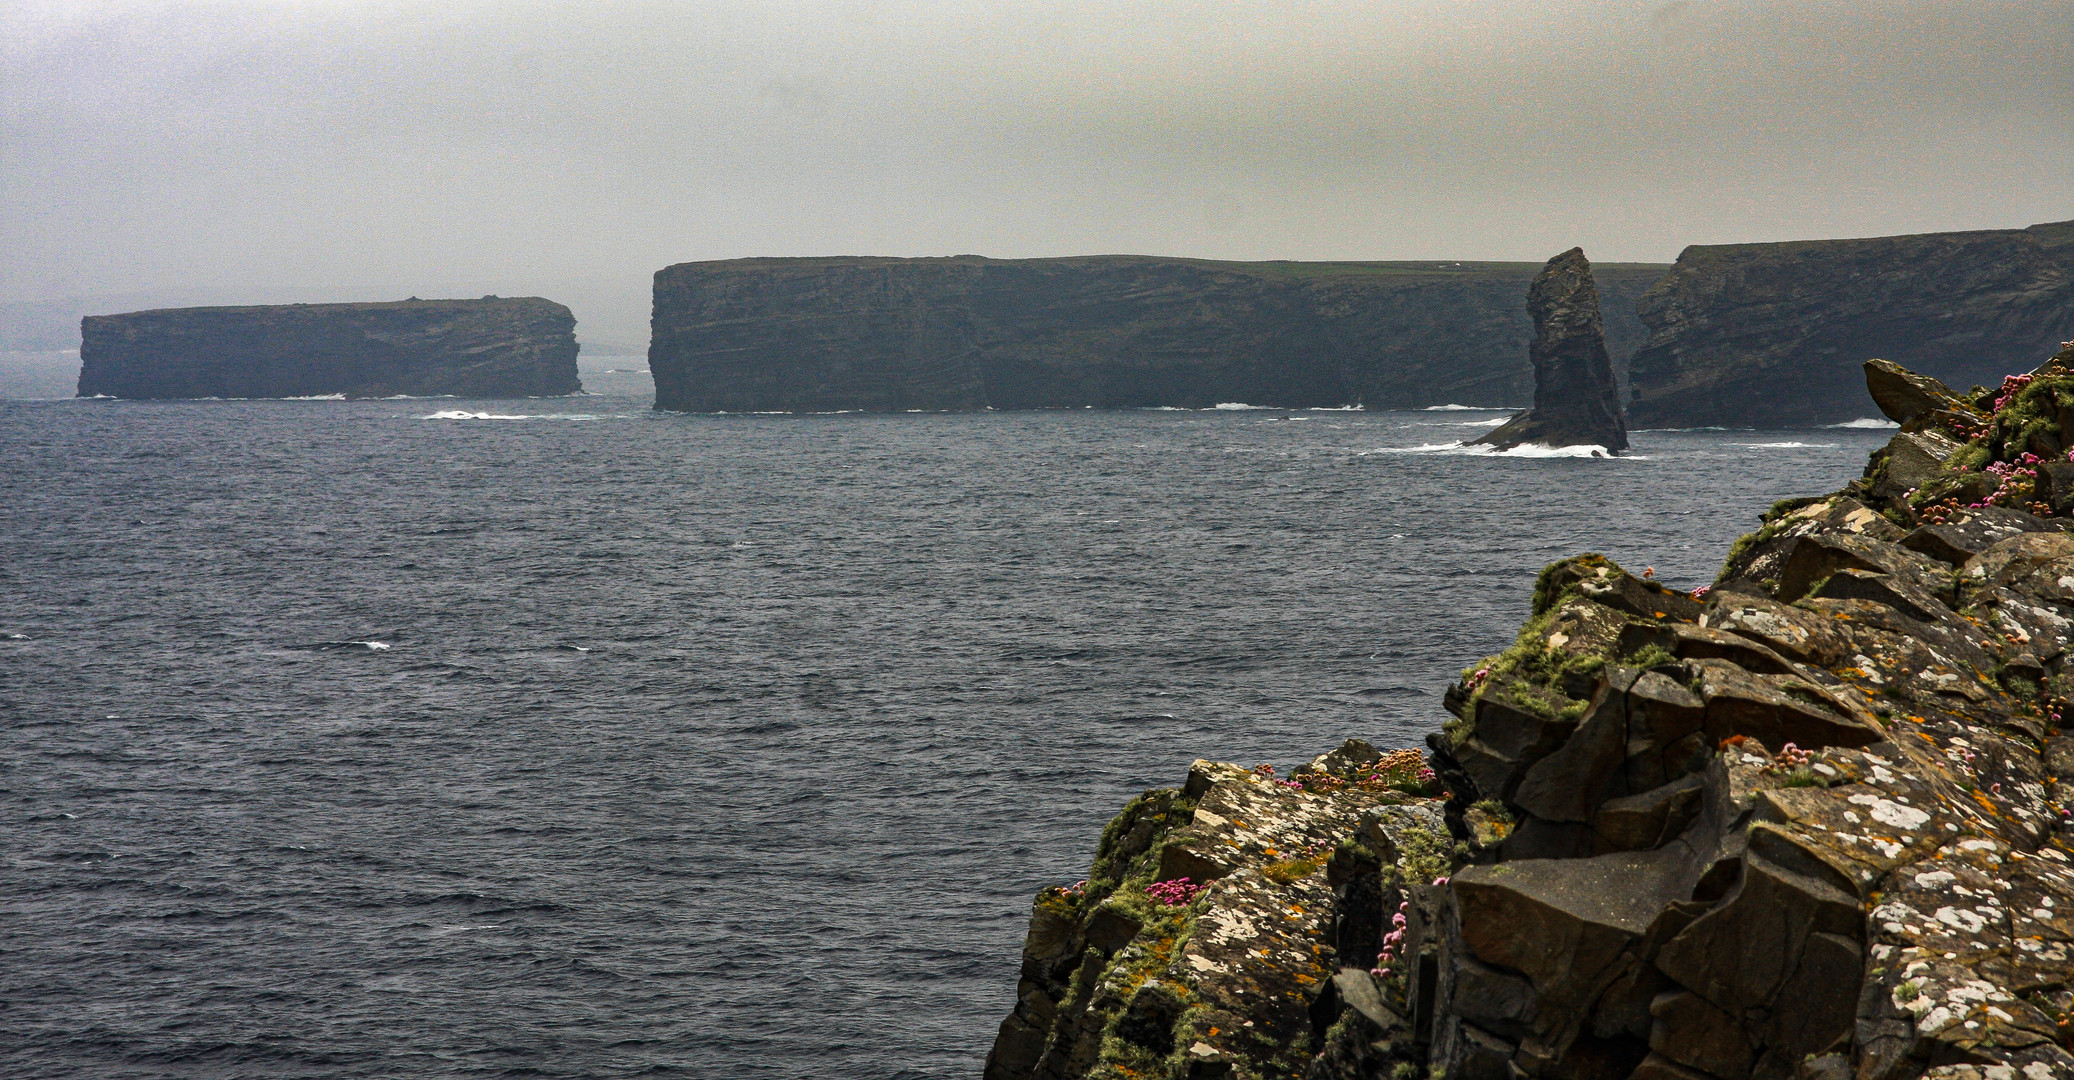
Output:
[1626, 221, 2074, 428]
[77, 297, 581, 399]
[1476, 249, 1628, 453]
[987, 350, 2074, 1080]
[647, 257, 1669, 413]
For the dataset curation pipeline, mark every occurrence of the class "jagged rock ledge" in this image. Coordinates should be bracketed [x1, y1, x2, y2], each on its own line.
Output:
[987, 350, 2074, 1080]
[77, 297, 582, 399]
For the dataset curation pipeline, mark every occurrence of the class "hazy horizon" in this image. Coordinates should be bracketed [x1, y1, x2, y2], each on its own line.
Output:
[4, 0, 2071, 348]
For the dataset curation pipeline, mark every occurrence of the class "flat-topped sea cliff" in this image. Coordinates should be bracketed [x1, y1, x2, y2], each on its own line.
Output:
[77, 297, 581, 400]
[1627, 220, 2074, 428]
[647, 256, 1670, 413]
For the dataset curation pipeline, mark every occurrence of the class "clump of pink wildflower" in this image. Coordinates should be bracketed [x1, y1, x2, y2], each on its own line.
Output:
[1760, 741, 1813, 775]
[1371, 898, 1411, 978]
[1271, 747, 1439, 795]
[1993, 373, 2034, 412]
[1147, 878, 1209, 906]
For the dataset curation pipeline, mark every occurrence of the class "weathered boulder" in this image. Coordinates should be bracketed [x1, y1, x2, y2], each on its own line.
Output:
[1903, 507, 2064, 566]
[77, 297, 581, 399]
[1876, 429, 1965, 497]
[1866, 358, 1970, 429]
[1475, 248, 1630, 453]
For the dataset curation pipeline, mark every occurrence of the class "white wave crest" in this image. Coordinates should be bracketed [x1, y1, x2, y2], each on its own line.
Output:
[1826, 417, 1899, 429]
[290, 640, 393, 652]
[1455, 417, 1509, 427]
[1364, 441, 1631, 459]
[1212, 402, 1273, 410]
[1737, 441, 1838, 449]
[420, 410, 617, 421]
[283, 393, 347, 400]
[1423, 403, 1517, 411]
[1366, 442, 1479, 453]
[1490, 442, 1619, 458]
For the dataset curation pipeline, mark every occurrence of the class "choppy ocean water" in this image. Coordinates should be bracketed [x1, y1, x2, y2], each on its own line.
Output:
[0, 368, 1893, 1078]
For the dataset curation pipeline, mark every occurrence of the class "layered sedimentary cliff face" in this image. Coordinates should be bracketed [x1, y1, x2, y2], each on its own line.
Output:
[988, 351, 2074, 1080]
[1626, 221, 2074, 429]
[1476, 249, 1628, 453]
[647, 256, 1669, 413]
[77, 297, 581, 399]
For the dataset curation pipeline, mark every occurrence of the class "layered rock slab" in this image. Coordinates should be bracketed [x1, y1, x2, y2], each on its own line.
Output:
[76, 297, 581, 399]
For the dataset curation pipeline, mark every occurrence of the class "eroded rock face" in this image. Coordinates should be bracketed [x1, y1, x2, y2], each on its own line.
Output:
[77, 297, 581, 399]
[1476, 248, 1629, 453]
[646, 255, 1670, 413]
[984, 751, 1454, 1080]
[988, 356, 2074, 1079]
[1625, 220, 2074, 428]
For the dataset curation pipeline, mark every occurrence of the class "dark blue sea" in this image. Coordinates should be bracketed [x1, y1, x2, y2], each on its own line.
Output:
[0, 365, 1893, 1078]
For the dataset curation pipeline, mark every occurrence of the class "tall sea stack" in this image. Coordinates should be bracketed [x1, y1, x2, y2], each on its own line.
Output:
[1475, 248, 1629, 453]
[77, 297, 582, 400]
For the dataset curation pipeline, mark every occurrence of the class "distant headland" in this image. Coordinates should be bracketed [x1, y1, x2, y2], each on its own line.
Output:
[76, 297, 581, 400]
[645, 220, 2074, 423]
[1627, 219, 2074, 427]
[646, 256, 1670, 414]
[55, 220, 2074, 422]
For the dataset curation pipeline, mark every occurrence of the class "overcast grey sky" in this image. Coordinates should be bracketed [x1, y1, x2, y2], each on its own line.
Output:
[4, 0, 2070, 314]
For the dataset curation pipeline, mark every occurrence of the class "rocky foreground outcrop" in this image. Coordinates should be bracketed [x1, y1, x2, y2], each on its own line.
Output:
[987, 350, 2074, 1080]
[1475, 249, 1628, 453]
[1626, 221, 2074, 428]
[647, 256, 1669, 413]
[77, 297, 581, 399]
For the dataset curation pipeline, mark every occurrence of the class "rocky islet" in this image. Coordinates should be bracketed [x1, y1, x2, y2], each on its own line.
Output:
[986, 349, 2074, 1080]
[75, 296, 582, 400]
